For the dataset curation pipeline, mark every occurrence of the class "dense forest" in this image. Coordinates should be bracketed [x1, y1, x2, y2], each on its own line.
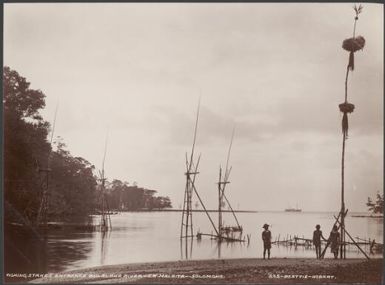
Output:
[3, 66, 172, 225]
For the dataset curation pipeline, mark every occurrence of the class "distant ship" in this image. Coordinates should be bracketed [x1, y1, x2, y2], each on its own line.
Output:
[285, 204, 302, 212]
[285, 207, 302, 212]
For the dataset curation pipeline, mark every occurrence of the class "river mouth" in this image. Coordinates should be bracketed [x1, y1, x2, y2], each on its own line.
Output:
[4, 211, 383, 282]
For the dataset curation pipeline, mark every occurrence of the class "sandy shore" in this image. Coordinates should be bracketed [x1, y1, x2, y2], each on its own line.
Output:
[28, 258, 383, 284]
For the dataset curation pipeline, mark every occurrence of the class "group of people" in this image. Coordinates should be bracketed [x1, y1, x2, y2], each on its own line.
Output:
[261, 224, 341, 259]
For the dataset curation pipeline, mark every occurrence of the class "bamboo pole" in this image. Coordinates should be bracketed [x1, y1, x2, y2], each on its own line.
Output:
[99, 132, 112, 231]
[340, 61, 350, 259]
[191, 182, 219, 236]
[338, 4, 364, 260]
[198, 233, 244, 242]
[181, 100, 200, 239]
[219, 128, 242, 230]
[189, 155, 201, 237]
[180, 154, 189, 238]
[36, 103, 59, 227]
[218, 166, 223, 238]
[188, 99, 200, 172]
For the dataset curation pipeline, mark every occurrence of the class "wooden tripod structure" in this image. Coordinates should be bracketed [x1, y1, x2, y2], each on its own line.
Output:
[98, 134, 112, 232]
[217, 128, 243, 241]
[36, 102, 58, 227]
[319, 208, 369, 259]
[180, 101, 219, 239]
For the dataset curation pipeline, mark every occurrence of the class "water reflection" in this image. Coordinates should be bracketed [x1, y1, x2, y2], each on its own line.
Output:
[4, 225, 94, 283]
[217, 241, 222, 259]
[180, 238, 193, 260]
[367, 217, 383, 238]
[47, 234, 93, 272]
[4, 224, 47, 279]
[100, 230, 111, 266]
[4, 212, 383, 278]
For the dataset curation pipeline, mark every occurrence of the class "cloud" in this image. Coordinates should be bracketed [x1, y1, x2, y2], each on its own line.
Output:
[4, 3, 382, 212]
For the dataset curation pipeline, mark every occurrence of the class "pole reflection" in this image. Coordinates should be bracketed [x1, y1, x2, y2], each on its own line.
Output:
[180, 237, 193, 260]
[100, 230, 111, 265]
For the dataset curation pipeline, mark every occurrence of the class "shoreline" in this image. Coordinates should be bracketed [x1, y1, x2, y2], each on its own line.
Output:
[28, 258, 383, 284]
[99, 209, 259, 213]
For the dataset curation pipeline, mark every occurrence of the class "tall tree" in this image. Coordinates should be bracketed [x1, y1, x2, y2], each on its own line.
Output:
[4, 67, 98, 222]
[3, 66, 51, 223]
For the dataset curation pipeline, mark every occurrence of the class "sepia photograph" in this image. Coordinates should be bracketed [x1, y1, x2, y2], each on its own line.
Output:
[2, 2, 384, 284]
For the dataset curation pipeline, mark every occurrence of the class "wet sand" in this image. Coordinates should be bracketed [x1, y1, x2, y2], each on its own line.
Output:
[29, 258, 383, 284]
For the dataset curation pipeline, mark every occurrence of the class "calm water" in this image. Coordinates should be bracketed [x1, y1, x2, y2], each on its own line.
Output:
[5, 211, 383, 275]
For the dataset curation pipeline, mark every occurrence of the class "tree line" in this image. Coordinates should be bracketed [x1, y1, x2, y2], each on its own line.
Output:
[3, 66, 172, 224]
[105, 179, 171, 211]
[367, 193, 383, 214]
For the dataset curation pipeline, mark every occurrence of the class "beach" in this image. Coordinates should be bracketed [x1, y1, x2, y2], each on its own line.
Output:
[29, 258, 383, 284]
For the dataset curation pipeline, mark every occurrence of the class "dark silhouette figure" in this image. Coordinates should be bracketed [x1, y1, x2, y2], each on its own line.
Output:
[313, 224, 326, 259]
[328, 225, 340, 259]
[262, 224, 271, 259]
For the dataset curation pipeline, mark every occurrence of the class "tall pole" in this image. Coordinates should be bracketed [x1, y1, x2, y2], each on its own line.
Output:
[340, 131, 346, 259]
[217, 127, 240, 239]
[340, 64, 349, 259]
[186, 173, 190, 238]
[100, 131, 111, 231]
[218, 167, 223, 239]
[339, 4, 364, 259]
[36, 102, 58, 227]
[181, 99, 221, 239]
[181, 100, 200, 239]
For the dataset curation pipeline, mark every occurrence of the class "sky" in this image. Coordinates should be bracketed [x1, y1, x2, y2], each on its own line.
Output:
[4, 3, 383, 212]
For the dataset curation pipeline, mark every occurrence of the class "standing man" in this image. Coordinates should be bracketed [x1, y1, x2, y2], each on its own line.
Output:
[328, 225, 340, 259]
[313, 224, 326, 259]
[262, 224, 272, 259]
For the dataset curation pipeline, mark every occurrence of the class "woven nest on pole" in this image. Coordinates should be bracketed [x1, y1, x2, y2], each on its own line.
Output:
[339, 103, 355, 137]
[339, 102, 355, 113]
[342, 36, 365, 70]
[342, 36, 365, 52]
